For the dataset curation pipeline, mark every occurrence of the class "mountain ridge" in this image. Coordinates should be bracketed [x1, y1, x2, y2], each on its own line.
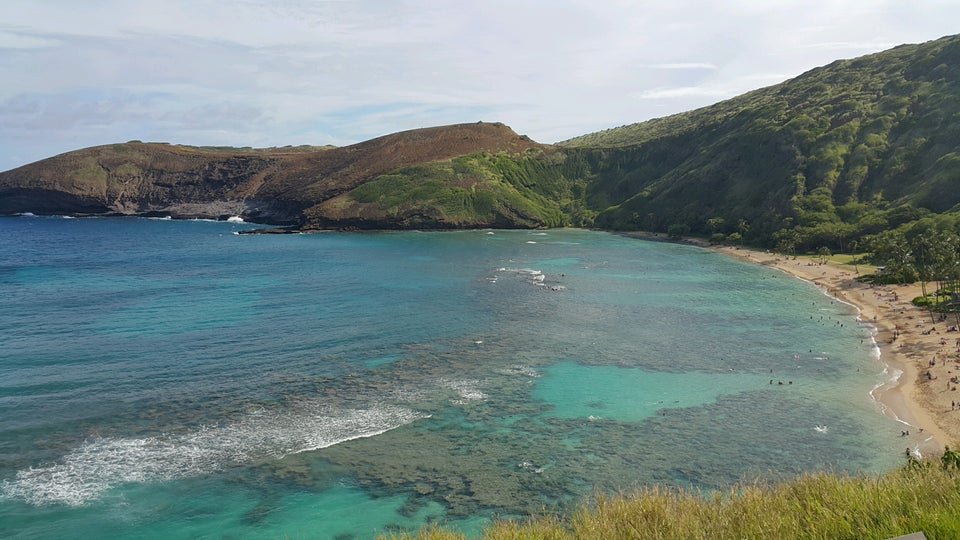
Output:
[0, 122, 545, 227]
[565, 33, 960, 249]
[3, 34, 960, 246]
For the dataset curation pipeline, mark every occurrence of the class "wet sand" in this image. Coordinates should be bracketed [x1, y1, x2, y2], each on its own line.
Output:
[711, 245, 957, 458]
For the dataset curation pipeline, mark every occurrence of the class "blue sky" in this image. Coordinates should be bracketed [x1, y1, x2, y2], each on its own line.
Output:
[1, 0, 958, 171]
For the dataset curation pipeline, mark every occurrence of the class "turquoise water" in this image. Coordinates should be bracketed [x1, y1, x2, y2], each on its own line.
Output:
[0, 217, 904, 538]
[533, 363, 774, 422]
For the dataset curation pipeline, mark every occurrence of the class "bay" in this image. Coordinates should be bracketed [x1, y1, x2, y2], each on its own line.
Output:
[0, 217, 903, 539]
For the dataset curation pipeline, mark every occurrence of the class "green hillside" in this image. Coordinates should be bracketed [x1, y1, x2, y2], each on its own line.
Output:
[0, 123, 557, 228]
[559, 34, 960, 251]
[301, 148, 598, 229]
[4, 35, 960, 245]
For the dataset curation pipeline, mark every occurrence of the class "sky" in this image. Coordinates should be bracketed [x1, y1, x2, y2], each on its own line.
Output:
[1, 1, 959, 171]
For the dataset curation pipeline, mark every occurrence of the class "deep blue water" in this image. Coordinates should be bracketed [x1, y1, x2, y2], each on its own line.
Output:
[0, 217, 904, 538]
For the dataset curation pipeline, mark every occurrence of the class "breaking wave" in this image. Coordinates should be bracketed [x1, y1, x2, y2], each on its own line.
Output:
[1, 404, 426, 507]
[441, 379, 488, 405]
[493, 267, 565, 291]
[495, 365, 541, 378]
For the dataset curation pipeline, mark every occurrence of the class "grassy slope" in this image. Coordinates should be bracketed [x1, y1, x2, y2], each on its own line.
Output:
[558, 34, 960, 249]
[386, 462, 960, 540]
[5, 37, 960, 238]
[301, 148, 596, 229]
[0, 122, 557, 227]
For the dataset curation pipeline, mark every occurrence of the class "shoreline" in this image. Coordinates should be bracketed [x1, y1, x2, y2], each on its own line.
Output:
[708, 244, 955, 458]
[16, 216, 953, 457]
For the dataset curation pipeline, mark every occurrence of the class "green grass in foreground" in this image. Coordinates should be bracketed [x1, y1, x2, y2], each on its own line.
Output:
[384, 460, 960, 539]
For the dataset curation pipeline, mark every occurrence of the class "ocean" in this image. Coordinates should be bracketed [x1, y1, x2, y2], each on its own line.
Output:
[0, 217, 904, 539]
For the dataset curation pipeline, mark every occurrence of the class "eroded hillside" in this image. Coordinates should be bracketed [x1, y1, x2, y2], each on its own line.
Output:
[4, 34, 960, 245]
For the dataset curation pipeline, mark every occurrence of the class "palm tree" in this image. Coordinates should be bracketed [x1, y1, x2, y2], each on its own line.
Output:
[737, 219, 750, 247]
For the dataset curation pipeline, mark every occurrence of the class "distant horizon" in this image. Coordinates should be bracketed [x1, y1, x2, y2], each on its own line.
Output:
[2, 1, 959, 171]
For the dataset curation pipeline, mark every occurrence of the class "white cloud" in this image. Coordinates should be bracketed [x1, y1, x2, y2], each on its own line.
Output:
[802, 41, 901, 52]
[644, 63, 719, 70]
[0, 29, 59, 49]
[631, 86, 736, 100]
[0, 0, 959, 170]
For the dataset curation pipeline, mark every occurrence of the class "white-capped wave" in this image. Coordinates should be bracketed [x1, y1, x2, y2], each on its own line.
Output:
[498, 267, 541, 275]
[493, 267, 565, 292]
[0, 404, 425, 507]
[495, 365, 541, 378]
[870, 365, 913, 428]
[15, 212, 36, 217]
[226, 216, 245, 223]
[441, 379, 488, 405]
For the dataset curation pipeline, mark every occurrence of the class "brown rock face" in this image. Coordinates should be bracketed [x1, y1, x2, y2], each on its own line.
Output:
[0, 122, 543, 227]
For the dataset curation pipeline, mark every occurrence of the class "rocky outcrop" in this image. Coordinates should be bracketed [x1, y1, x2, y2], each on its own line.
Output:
[0, 122, 545, 228]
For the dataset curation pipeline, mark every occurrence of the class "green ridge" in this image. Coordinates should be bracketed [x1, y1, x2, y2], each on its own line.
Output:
[4, 35, 960, 244]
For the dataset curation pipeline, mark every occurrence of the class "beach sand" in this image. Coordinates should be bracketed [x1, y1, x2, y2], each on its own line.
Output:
[711, 245, 959, 459]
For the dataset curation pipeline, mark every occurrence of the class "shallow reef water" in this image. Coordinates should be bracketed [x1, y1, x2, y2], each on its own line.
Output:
[0, 218, 903, 538]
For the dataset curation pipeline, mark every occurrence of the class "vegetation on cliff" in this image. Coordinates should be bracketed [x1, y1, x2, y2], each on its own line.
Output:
[300, 149, 595, 229]
[0, 123, 550, 228]
[560, 34, 960, 254]
[5, 33, 960, 540]
[3, 35, 960, 243]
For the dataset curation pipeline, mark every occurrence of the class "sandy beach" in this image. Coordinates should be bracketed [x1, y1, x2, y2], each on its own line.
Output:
[709, 244, 959, 459]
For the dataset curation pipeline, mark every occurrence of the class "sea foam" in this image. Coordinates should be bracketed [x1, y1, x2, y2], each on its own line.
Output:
[441, 379, 488, 405]
[0, 403, 426, 506]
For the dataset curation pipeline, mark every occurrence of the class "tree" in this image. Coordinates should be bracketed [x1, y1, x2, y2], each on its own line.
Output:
[831, 222, 856, 254]
[868, 231, 917, 284]
[912, 234, 933, 314]
[668, 223, 690, 239]
[774, 228, 801, 257]
[706, 217, 725, 235]
[912, 230, 960, 323]
[817, 246, 832, 265]
[737, 219, 750, 246]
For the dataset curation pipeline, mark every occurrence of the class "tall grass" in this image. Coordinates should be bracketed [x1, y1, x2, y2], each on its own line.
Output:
[383, 462, 960, 539]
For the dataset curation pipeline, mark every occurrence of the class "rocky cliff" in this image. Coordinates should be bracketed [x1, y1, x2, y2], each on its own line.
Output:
[0, 122, 546, 228]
